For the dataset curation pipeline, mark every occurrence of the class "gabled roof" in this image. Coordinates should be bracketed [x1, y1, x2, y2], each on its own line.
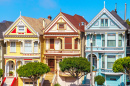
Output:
[110, 10, 130, 29]
[0, 21, 13, 39]
[21, 16, 51, 35]
[61, 12, 88, 32]
[86, 8, 127, 30]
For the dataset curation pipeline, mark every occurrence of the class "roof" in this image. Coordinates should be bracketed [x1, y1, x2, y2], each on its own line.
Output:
[21, 16, 51, 35]
[0, 21, 13, 39]
[61, 12, 88, 32]
[110, 10, 130, 29]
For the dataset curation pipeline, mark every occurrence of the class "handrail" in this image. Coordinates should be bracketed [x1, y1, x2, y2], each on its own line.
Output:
[10, 77, 16, 86]
[1, 77, 6, 86]
[52, 74, 56, 85]
[41, 74, 46, 86]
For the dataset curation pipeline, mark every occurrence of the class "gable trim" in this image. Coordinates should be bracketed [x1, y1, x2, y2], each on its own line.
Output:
[86, 8, 127, 30]
[3, 16, 39, 37]
[45, 14, 78, 33]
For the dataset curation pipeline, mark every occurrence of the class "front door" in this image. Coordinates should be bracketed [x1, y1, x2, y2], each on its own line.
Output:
[48, 59, 54, 72]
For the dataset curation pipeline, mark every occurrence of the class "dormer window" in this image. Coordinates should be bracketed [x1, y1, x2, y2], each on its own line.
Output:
[59, 24, 64, 29]
[18, 26, 24, 32]
[101, 19, 108, 27]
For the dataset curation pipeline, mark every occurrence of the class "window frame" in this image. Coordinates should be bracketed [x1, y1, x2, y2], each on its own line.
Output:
[107, 55, 116, 69]
[18, 26, 25, 32]
[10, 42, 16, 52]
[24, 40, 32, 53]
[65, 37, 72, 49]
[107, 33, 116, 47]
[101, 18, 109, 27]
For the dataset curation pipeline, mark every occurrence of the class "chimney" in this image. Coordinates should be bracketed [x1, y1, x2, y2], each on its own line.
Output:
[115, 3, 117, 13]
[48, 15, 52, 20]
[125, 3, 127, 22]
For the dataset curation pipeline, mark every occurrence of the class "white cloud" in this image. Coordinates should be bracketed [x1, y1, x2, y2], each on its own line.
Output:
[39, 0, 57, 8]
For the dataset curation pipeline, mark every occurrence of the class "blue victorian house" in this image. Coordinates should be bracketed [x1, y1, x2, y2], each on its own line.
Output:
[84, 5, 129, 86]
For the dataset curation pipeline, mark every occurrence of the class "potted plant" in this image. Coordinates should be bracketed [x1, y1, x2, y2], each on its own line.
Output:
[9, 71, 13, 76]
[95, 75, 105, 86]
[54, 83, 61, 86]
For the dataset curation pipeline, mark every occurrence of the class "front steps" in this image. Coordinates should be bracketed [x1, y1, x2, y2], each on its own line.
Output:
[43, 72, 54, 86]
[3, 77, 14, 86]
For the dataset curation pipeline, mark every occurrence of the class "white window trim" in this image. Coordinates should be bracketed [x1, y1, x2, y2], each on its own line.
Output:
[10, 42, 16, 53]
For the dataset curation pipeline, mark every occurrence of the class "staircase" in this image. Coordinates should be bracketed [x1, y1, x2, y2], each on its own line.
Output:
[3, 77, 14, 86]
[43, 72, 54, 86]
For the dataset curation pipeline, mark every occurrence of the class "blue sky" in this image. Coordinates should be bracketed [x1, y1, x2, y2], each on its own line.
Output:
[0, 0, 130, 22]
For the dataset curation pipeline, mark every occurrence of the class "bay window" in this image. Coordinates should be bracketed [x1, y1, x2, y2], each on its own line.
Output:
[107, 34, 116, 47]
[102, 34, 105, 47]
[34, 41, 38, 52]
[24, 40, 32, 53]
[102, 55, 105, 68]
[107, 55, 116, 69]
[118, 34, 122, 47]
[10, 42, 16, 52]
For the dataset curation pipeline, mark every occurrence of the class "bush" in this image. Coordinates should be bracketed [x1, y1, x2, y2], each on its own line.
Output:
[54, 83, 61, 86]
[0, 69, 3, 77]
[95, 75, 105, 85]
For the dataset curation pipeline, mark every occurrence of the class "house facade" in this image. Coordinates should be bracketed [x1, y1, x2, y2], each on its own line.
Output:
[3, 15, 50, 86]
[85, 7, 128, 86]
[43, 12, 88, 86]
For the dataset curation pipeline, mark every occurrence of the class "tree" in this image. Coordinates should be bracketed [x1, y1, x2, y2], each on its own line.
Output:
[17, 62, 50, 86]
[0, 69, 3, 78]
[126, 19, 130, 26]
[59, 57, 90, 85]
[113, 56, 130, 81]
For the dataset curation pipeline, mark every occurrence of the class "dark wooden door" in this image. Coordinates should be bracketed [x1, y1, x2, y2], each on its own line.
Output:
[48, 59, 54, 72]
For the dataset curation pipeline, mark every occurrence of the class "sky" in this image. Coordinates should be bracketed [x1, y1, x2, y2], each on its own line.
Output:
[0, 0, 130, 22]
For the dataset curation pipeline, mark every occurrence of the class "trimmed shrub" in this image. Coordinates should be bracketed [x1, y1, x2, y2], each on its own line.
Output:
[95, 75, 105, 85]
[54, 83, 61, 86]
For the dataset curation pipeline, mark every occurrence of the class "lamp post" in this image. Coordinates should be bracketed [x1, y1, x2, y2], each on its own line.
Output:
[90, 34, 93, 86]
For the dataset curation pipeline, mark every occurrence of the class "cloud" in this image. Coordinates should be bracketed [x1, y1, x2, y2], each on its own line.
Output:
[39, 0, 57, 9]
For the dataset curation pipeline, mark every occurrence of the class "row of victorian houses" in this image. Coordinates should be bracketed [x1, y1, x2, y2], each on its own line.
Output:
[0, 3, 130, 86]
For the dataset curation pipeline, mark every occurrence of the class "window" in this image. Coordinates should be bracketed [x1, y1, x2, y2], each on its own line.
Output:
[60, 39, 62, 49]
[18, 26, 24, 32]
[10, 42, 16, 52]
[102, 34, 105, 47]
[107, 55, 116, 69]
[118, 34, 122, 47]
[34, 41, 38, 52]
[102, 55, 105, 68]
[65, 37, 72, 49]
[59, 24, 64, 29]
[101, 19, 104, 26]
[101, 19, 108, 27]
[24, 40, 32, 53]
[107, 34, 116, 47]
[118, 55, 122, 59]
[21, 42, 23, 52]
[110, 78, 116, 80]
[75, 38, 78, 49]
[50, 39, 54, 49]
[92, 35, 96, 46]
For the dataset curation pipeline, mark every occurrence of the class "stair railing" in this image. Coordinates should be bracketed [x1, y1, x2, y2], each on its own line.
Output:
[10, 77, 16, 86]
[52, 74, 56, 86]
[1, 77, 6, 86]
[41, 74, 46, 86]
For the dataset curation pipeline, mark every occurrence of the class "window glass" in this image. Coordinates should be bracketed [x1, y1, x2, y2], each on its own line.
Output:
[59, 24, 64, 29]
[118, 34, 122, 47]
[102, 34, 105, 47]
[101, 19, 104, 26]
[18, 26, 24, 32]
[107, 34, 116, 47]
[107, 55, 116, 69]
[92, 35, 96, 46]
[102, 55, 105, 68]
[10, 42, 16, 52]
[34, 41, 38, 52]
[24, 40, 32, 53]
[105, 19, 108, 26]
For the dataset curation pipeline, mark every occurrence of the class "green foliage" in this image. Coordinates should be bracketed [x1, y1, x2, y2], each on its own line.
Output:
[9, 71, 13, 75]
[113, 56, 130, 80]
[126, 19, 130, 26]
[59, 57, 90, 78]
[0, 69, 3, 77]
[95, 75, 105, 85]
[17, 62, 50, 82]
[54, 83, 61, 86]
